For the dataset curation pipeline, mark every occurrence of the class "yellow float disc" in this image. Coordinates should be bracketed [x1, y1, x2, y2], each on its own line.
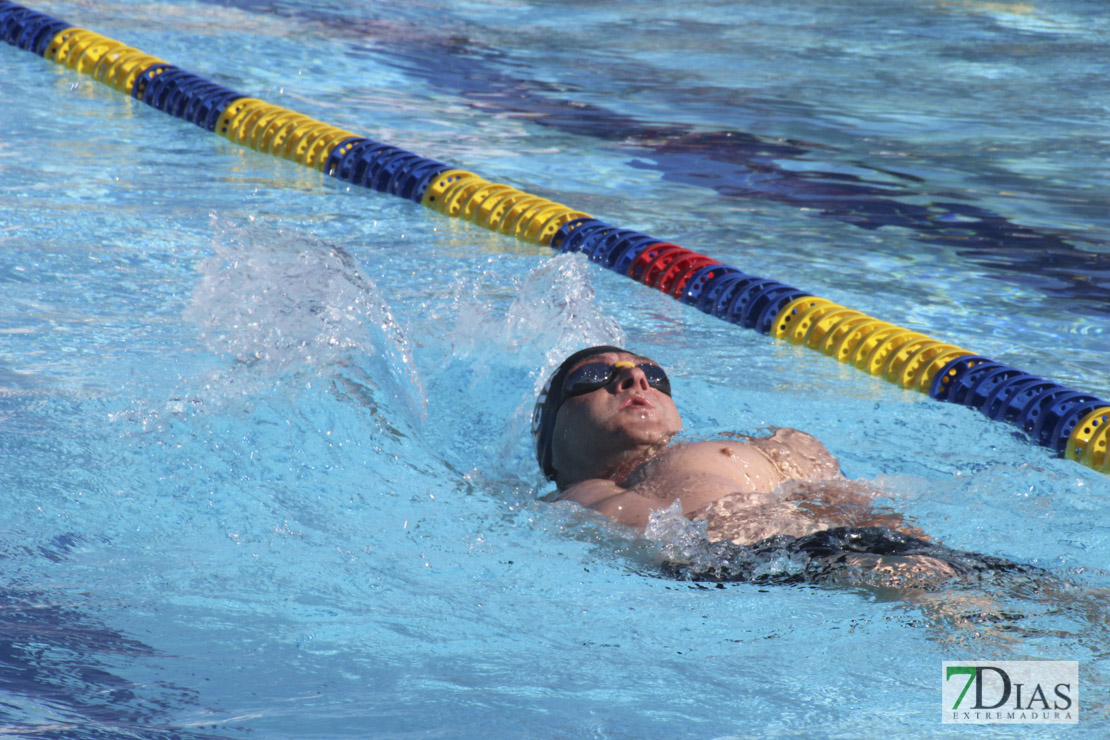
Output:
[1084, 417, 1110, 472]
[535, 209, 591, 247]
[67, 35, 120, 74]
[1066, 407, 1110, 468]
[499, 195, 551, 236]
[770, 296, 835, 341]
[45, 27, 88, 64]
[817, 313, 873, 357]
[101, 50, 163, 93]
[459, 183, 517, 222]
[833, 319, 896, 367]
[474, 188, 528, 230]
[303, 128, 355, 170]
[802, 307, 866, 350]
[439, 174, 490, 217]
[270, 112, 316, 157]
[865, 331, 929, 377]
[231, 101, 283, 145]
[248, 106, 295, 151]
[420, 169, 476, 210]
[518, 202, 569, 243]
[262, 113, 312, 158]
[879, 335, 936, 386]
[256, 110, 305, 155]
[217, 98, 263, 139]
[909, 346, 975, 393]
[284, 120, 334, 163]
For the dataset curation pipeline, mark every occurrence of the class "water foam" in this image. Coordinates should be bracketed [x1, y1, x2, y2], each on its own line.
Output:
[404, 251, 625, 484]
[644, 499, 809, 582]
[184, 219, 426, 425]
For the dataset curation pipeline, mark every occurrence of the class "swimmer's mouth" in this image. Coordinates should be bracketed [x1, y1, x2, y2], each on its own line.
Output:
[621, 394, 651, 410]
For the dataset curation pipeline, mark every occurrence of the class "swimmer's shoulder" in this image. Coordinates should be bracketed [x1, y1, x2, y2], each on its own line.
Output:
[554, 477, 623, 508]
[554, 478, 665, 528]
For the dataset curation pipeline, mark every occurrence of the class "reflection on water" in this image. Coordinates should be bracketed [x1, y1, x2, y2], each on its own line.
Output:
[0, 580, 233, 739]
[178, 0, 1110, 311]
[244, 1, 1110, 313]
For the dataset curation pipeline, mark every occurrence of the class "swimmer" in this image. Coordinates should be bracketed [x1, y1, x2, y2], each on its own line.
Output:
[533, 346, 1023, 587]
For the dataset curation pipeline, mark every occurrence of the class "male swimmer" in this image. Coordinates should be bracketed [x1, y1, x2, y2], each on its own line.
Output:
[532, 346, 1021, 586]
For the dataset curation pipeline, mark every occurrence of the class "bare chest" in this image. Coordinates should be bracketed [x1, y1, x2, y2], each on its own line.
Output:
[624, 442, 787, 499]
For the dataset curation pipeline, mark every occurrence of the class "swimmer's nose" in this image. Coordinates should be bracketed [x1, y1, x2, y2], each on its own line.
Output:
[614, 362, 650, 392]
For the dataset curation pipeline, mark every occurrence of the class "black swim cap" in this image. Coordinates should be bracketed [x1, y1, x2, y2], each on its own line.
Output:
[532, 345, 626, 481]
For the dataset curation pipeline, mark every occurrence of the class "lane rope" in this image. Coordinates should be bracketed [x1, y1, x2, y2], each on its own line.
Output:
[3, 0, 1106, 474]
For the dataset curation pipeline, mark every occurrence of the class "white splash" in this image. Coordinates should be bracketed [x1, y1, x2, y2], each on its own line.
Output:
[643, 500, 722, 572]
[505, 253, 625, 471]
[643, 500, 809, 582]
[184, 219, 425, 422]
[505, 252, 624, 371]
[406, 251, 625, 480]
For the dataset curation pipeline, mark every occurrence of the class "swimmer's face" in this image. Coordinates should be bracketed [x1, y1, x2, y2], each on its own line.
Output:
[550, 351, 683, 477]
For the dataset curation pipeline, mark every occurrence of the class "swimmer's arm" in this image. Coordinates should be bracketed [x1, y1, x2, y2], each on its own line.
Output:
[557, 468, 753, 529]
[556, 480, 668, 529]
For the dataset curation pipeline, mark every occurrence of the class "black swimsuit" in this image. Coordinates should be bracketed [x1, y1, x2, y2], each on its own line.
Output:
[664, 526, 1032, 586]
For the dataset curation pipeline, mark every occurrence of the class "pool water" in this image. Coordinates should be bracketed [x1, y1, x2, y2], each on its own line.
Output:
[2, 0, 1109, 737]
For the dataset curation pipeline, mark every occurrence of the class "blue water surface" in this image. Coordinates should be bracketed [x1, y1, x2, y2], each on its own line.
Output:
[2, 0, 1109, 737]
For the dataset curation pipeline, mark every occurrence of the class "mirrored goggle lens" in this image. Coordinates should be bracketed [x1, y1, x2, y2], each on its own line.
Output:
[563, 362, 671, 399]
[640, 364, 671, 396]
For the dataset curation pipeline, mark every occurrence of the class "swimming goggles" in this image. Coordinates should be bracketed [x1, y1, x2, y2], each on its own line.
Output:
[561, 360, 672, 401]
